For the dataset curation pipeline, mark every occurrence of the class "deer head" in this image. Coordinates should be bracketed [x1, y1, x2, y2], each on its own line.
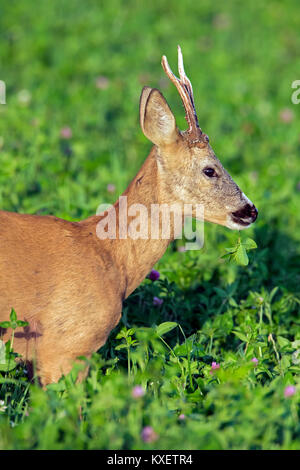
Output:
[139, 46, 257, 230]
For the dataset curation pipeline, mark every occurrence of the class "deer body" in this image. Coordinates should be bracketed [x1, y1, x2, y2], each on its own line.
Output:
[0, 47, 257, 385]
[0, 150, 167, 384]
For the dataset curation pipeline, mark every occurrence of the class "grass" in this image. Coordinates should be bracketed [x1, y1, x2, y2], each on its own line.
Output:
[0, 0, 300, 449]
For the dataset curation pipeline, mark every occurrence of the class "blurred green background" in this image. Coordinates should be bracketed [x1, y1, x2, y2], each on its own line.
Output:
[0, 0, 300, 450]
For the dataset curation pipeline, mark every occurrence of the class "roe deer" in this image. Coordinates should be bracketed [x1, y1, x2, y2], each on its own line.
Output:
[0, 46, 257, 385]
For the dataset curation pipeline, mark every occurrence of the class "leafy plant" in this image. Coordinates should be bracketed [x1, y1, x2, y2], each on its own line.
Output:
[0, 0, 299, 451]
[0, 309, 28, 372]
[221, 236, 257, 266]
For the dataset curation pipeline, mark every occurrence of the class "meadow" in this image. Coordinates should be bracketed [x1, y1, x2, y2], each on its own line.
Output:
[0, 0, 300, 450]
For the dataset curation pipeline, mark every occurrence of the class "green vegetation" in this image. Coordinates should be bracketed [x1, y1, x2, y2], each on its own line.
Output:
[0, 0, 300, 450]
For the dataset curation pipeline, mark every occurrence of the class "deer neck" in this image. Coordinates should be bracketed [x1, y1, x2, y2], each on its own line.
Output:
[115, 145, 176, 298]
[86, 146, 177, 299]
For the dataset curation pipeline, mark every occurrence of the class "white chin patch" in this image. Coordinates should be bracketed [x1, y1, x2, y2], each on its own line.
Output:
[225, 215, 252, 231]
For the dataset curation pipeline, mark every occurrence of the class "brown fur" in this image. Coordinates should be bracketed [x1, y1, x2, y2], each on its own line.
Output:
[0, 58, 256, 386]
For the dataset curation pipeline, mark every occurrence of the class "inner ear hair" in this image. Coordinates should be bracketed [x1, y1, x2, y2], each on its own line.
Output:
[139, 86, 153, 135]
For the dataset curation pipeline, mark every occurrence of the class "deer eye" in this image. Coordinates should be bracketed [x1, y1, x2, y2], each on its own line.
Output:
[203, 167, 217, 178]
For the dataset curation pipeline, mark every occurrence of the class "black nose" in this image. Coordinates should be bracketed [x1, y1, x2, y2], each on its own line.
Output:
[250, 205, 258, 221]
[231, 204, 258, 226]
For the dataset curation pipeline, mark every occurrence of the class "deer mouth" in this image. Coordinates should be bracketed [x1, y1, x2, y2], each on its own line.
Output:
[230, 204, 258, 228]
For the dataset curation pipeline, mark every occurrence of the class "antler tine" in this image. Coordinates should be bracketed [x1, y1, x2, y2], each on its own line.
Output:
[161, 45, 201, 139]
[177, 45, 200, 130]
[177, 46, 193, 103]
[161, 53, 188, 112]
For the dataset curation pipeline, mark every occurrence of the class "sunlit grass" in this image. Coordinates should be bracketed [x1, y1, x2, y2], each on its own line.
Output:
[0, 0, 300, 450]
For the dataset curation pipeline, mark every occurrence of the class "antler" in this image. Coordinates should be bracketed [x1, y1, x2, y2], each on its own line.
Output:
[161, 45, 207, 143]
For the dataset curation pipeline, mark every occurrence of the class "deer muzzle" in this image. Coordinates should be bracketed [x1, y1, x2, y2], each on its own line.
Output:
[231, 203, 258, 227]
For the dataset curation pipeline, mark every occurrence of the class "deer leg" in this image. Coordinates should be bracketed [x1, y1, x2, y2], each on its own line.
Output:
[36, 351, 79, 387]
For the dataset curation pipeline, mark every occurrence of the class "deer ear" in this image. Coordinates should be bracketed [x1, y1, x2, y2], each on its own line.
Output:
[139, 87, 179, 146]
